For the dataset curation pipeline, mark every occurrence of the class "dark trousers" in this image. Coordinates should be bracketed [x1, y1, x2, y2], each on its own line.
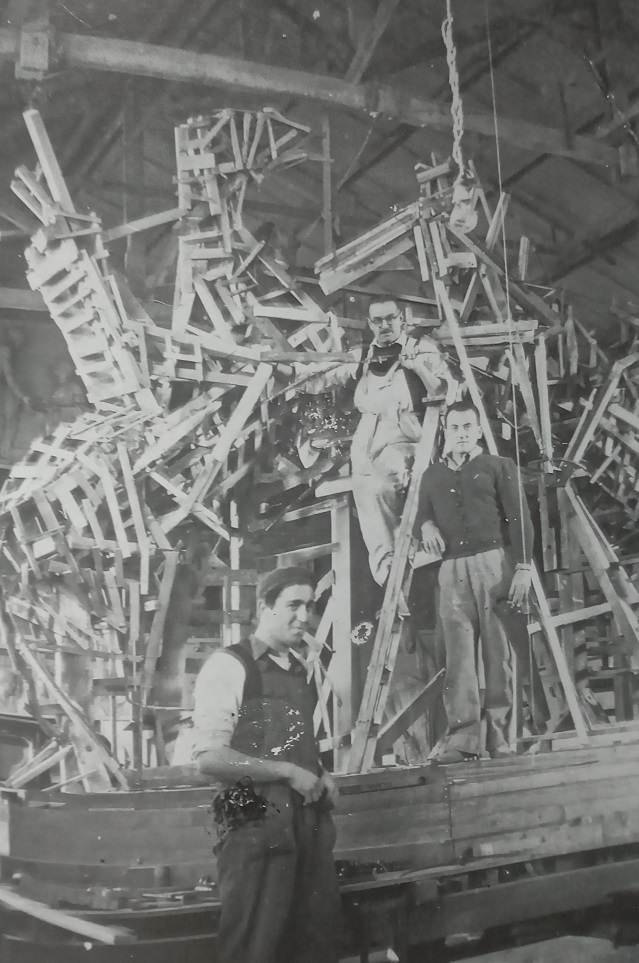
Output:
[215, 787, 341, 963]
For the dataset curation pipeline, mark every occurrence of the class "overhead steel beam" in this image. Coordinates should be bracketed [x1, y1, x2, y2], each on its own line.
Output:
[0, 28, 618, 166]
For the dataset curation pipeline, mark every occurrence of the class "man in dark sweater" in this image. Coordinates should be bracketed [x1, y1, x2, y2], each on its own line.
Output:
[416, 401, 534, 763]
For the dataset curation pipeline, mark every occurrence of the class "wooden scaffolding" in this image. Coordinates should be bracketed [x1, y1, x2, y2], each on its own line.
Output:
[1, 109, 639, 793]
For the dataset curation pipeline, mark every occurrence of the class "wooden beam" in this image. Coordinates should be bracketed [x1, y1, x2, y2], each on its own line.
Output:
[377, 669, 445, 755]
[344, 0, 403, 84]
[102, 207, 184, 243]
[23, 108, 75, 213]
[0, 884, 135, 944]
[329, 496, 352, 772]
[122, 90, 146, 296]
[447, 226, 564, 328]
[0, 29, 618, 165]
[321, 114, 333, 257]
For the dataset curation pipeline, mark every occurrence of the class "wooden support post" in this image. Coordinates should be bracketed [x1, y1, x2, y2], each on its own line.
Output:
[460, 192, 509, 322]
[434, 280, 493, 442]
[376, 669, 445, 756]
[229, 499, 242, 646]
[141, 550, 179, 697]
[534, 334, 554, 468]
[23, 108, 75, 213]
[330, 495, 352, 772]
[123, 90, 147, 296]
[321, 114, 333, 258]
[530, 566, 590, 745]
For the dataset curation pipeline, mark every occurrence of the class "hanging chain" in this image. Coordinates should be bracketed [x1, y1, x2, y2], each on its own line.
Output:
[442, 0, 470, 187]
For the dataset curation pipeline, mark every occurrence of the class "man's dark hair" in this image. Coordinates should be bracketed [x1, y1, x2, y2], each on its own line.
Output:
[257, 566, 315, 608]
[444, 399, 481, 425]
[368, 294, 400, 316]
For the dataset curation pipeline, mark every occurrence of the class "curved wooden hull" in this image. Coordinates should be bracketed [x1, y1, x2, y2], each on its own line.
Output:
[4, 740, 639, 953]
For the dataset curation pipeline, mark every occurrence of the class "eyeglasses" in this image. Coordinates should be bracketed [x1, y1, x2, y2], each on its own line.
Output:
[368, 312, 401, 327]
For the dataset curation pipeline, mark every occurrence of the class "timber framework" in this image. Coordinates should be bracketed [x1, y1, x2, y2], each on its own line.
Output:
[1, 104, 639, 956]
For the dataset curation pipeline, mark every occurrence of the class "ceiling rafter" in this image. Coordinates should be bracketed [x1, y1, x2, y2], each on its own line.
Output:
[0, 28, 618, 165]
[344, 0, 404, 84]
[546, 209, 639, 283]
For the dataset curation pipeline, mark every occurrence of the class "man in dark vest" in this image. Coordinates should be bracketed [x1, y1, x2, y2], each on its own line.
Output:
[191, 566, 340, 963]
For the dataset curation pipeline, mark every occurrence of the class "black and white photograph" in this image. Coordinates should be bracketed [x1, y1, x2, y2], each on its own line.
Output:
[0, 1, 639, 961]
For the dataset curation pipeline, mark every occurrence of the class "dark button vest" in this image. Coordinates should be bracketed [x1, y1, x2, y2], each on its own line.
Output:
[227, 639, 321, 775]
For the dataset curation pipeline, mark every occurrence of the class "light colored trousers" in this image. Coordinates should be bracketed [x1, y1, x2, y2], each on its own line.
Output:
[438, 548, 514, 755]
[351, 440, 414, 586]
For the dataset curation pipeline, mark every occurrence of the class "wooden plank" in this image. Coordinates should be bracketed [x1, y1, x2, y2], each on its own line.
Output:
[117, 442, 150, 595]
[181, 363, 271, 512]
[0, 884, 135, 944]
[562, 486, 639, 657]
[329, 497, 352, 772]
[321, 114, 332, 257]
[530, 565, 590, 744]
[413, 224, 430, 282]
[23, 109, 76, 213]
[102, 206, 184, 242]
[273, 542, 338, 564]
[535, 334, 554, 466]
[434, 280, 494, 442]
[526, 601, 611, 636]
[564, 354, 639, 468]
[377, 670, 445, 755]
[8, 642, 128, 788]
[510, 342, 543, 449]
[142, 551, 179, 693]
[410, 860, 639, 946]
[448, 225, 564, 328]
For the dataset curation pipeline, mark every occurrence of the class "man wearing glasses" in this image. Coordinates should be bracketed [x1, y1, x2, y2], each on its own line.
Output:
[299, 296, 456, 585]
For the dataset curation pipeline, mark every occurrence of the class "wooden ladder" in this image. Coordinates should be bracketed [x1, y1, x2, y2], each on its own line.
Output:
[348, 401, 443, 773]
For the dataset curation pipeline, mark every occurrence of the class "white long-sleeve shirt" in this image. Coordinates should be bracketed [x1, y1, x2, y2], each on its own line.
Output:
[297, 332, 456, 471]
